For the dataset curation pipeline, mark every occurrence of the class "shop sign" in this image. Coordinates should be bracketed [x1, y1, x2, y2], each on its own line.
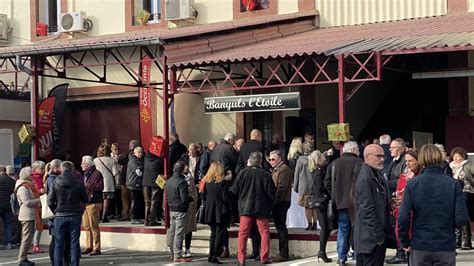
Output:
[204, 92, 300, 114]
[139, 56, 153, 152]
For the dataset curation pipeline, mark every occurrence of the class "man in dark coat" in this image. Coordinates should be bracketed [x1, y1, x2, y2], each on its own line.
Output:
[81, 156, 104, 256]
[165, 161, 192, 263]
[231, 152, 276, 265]
[324, 141, 363, 264]
[0, 165, 15, 249]
[169, 133, 187, 169]
[126, 147, 145, 224]
[236, 129, 269, 174]
[354, 144, 395, 265]
[199, 140, 217, 179]
[398, 144, 469, 266]
[142, 151, 164, 226]
[116, 139, 140, 221]
[386, 138, 407, 194]
[48, 161, 88, 265]
[210, 133, 237, 175]
[379, 134, 393, 174]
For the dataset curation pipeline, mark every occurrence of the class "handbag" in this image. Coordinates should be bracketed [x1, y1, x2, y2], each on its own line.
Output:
[196, 202, 205, 224]
[40, 194, 54, 220]
[308, 194, 328, 209]
[327, 163, 337, 219]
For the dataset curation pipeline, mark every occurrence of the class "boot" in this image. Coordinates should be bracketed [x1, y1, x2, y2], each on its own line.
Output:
[385, 249, 407, 264]
[305, 223, 313, 231]
[317, 229, 333, 263]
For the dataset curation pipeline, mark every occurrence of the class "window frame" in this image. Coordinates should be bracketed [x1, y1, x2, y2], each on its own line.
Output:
[30, 0, 67, 42]
[125, 0, 166, 32]
[233, 0, 277, 19]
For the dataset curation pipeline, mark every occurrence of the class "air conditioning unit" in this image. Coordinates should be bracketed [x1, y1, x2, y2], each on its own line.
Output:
[0, 14, 8, 42]
[165, 0, 196, 20]
[59, 11, 90, 33]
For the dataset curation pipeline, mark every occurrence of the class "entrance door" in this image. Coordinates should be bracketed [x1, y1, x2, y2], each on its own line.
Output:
[69, 99, 139, 164]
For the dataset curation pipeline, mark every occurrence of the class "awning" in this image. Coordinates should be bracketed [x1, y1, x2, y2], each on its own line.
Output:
[0, 11, 317, 59]
[169, 12, 474, 67]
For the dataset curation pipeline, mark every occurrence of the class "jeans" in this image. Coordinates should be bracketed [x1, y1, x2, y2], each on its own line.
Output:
[0, 209, 13, 245]
[337, 208, 351, 261]
[54, 216, 82, 266]
[167, 211, 187, 257]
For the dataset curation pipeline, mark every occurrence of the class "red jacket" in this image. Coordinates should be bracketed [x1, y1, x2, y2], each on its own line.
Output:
[83, 166, 104, 204]
[32, 172, 44, 193]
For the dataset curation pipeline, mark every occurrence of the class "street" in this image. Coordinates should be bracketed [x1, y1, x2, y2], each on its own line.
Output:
[2, 245, 474, 265]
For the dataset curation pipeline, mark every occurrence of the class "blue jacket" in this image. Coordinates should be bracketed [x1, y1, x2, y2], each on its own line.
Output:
[398, 165, 469, 252]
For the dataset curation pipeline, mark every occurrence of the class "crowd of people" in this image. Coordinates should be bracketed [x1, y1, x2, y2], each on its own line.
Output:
[0, 130, 473, 266]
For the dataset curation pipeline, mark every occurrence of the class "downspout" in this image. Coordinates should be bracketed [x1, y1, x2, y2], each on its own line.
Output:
[7, 0, 13, 33]
[31, 57, 40, 161]
[163, 56, 170, 229]
[338, 54, 345, 123]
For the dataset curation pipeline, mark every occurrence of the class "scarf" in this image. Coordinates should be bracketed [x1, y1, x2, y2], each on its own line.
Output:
[450, 160, 468, 180]
[22, 181, 43, 231]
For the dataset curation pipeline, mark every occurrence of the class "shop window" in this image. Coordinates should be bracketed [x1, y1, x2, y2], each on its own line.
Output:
[37, 0, 61, 33]
[135, 0, 161, 24]
[241, 0, 270, 12]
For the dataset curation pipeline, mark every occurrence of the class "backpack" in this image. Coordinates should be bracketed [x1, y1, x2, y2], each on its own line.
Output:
[10, 191, 20, 216]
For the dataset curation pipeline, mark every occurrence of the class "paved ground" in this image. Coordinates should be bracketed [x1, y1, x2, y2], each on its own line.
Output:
[1, 245, 474, 265]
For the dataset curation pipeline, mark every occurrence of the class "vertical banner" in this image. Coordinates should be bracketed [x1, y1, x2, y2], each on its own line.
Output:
[139, 56, 153, 152]
[37, 97, 56, 161]
[49, 84, 68, 156]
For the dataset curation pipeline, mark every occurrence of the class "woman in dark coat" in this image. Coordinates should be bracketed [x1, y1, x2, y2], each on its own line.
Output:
[201, 161, 230, 264]
[312, 151, 333, 263]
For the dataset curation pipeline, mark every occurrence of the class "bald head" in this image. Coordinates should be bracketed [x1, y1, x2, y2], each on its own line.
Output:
[250, 129, 262, 142]
[364, 144, 385, 170]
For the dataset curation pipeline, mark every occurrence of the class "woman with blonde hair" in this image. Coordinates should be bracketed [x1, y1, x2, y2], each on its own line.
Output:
[287, 137, 303, 172]
[294, 145, 321, 231]
[202, 161, 230, 264]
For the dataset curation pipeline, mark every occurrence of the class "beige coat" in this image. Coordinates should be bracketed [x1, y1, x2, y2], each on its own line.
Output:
[185, 174, 198, 233]
[15, 179, 41, 222]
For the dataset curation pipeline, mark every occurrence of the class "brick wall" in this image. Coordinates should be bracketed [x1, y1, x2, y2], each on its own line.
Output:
[447, 0, 468, 13]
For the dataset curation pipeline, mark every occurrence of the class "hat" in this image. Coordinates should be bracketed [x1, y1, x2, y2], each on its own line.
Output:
[19, 167, 32, 180]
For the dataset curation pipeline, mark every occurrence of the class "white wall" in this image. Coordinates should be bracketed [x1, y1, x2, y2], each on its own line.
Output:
[194, 0, 233, 24]
[69, 0, 126, 35]
[278, 0, 299, 15]
[0, 0, 32, 46]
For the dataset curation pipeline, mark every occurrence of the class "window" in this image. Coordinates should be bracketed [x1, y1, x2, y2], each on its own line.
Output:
[38, 0, 61, 33]
[241, 0, 270, 12]
[135, 0, 161, 24]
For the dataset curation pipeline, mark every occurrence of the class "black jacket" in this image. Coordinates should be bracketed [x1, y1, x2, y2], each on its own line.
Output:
[165, 172, 190, 213]
[210, 140, 238, 174]
[203, 181, 231, 225]
[398, 165, 469, 252]
[143, 152, 164, 188]
[381, 144, 393, 173]
[126, 155, 144, 191]
[48, 170, 88, 217]
[324, 153, 363, 210]
[387, 153, 406, 193]
[230, 166, 276, 218]
[236, 140, 269, 173]
[169, 140, 187, 169]
[354, 163, 395, 254]
[117, 151, 133, 186]
[0, 173, 15, 211]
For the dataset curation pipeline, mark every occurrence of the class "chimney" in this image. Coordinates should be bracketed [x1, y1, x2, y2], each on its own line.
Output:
[447, 0, 468, 14]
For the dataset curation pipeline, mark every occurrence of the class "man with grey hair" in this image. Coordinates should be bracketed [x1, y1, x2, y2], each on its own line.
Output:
[269, 150, 292, 262]
[231, 152, 276, 265]
[435, 143, 453, 177]
[48, 161, 87, 266]
[210, 133, 237, 175]
[5, 165, 16, 180]
[379, 134, 393, 175]
[324, 141, 363, 264]
[81, 155, 104, 256]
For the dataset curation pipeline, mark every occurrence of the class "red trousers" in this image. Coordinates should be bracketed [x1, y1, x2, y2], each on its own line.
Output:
[238, 215, 270, 264]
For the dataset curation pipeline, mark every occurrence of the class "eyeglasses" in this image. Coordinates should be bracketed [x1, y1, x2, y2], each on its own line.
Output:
[368, 153, 385, 159]
[389, 146, 401, 150]
[269, 158, 277, 161]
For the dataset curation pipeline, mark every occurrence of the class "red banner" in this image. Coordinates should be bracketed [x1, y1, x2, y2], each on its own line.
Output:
[139, 56, 153, 152]
[36, 96, 56, 161]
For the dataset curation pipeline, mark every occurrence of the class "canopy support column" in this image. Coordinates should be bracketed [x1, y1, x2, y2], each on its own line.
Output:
[338, 54, 345, 123]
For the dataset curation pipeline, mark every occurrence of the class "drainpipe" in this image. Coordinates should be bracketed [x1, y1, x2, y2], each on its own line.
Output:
[31, 57, 40, 161]
[338, 54, 345, 123]
[163, 56, 170, 229]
